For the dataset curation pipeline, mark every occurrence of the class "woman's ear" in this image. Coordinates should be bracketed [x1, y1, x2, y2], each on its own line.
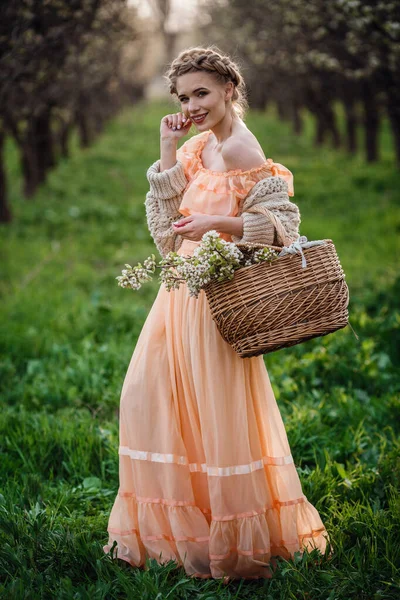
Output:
[225, 82, 234, 101]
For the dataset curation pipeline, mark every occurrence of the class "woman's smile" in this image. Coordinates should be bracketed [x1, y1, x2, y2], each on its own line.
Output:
[191, 113, 208, 124]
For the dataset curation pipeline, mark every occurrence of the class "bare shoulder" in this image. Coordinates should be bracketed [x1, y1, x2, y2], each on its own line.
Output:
[222, 130, 267, 171]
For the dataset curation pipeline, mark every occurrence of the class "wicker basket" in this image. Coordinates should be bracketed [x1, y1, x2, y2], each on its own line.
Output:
[203, 205, 350, 358]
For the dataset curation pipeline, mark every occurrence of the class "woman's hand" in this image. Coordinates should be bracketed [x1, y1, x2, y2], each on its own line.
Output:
[172, 214, 215, 241]
[160, 112, 192, 140]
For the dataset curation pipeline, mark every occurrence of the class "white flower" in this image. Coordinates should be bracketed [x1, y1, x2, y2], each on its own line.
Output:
[116, 234, 279, 297]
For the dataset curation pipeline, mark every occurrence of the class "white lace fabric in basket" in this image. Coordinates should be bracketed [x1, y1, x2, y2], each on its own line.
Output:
[278, 235, 327, 268]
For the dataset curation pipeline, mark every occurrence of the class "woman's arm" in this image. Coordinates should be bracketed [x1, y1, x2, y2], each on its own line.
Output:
[144, 159, 188, 257]
[144, 112, 193, 257]
[230, 177, 301, 246]
[209, 215, 244, 238]
[160, 111, 191, 171]
[160, 138, 178, 172]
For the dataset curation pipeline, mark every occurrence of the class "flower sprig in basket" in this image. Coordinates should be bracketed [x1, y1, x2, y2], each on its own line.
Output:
[116, 223, 352, 358]
[116, 230, 279, 298]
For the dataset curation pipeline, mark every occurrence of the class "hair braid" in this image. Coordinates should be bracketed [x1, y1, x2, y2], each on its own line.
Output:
[164, 46, 248, 120]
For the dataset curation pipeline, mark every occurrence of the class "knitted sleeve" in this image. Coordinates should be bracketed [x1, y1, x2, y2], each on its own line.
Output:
[144, 159, 188, 258]
[231, 177, 301, 246]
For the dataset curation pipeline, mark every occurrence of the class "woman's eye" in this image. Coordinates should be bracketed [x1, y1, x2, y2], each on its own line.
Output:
[180, 92, 207, 104]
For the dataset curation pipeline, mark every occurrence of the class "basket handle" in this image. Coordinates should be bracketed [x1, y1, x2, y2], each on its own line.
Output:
[245, 204, 293, 247]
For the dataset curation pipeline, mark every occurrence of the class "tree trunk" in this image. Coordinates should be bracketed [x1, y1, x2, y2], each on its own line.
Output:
[34, 110, 55, 183]
[305, 87, 328, 147]
[164, 31, 177, 64]
[292, 100, 303, 135]
[60, 122, 71, 158]
[362, 82, 379, 162]
[249, 81, 267, 110]
[94, 115, 104, 136]
[315, 113, 327, 146]
[326, 105, 341, 149]
[0, 129, 12, 223]
[387, 96, 400, 168]
[276, 99, 289, 121]
[19, 118, 47, 197]
[344, 99, 357, 153]
[21, 140, 40, 197]
[76, 108, 91, 148]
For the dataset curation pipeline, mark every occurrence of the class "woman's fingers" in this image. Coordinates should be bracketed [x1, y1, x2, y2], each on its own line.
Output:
[160, 112, 191, 138]
[171, 112, 189, 131]
[173, 215, 192, 225]
[162, 115, 172, 128]
[177, 112, 188, 129]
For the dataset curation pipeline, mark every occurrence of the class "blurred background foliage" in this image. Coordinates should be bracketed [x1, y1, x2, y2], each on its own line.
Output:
[201, 0, 400, 164]
[1, 0, 399, 223]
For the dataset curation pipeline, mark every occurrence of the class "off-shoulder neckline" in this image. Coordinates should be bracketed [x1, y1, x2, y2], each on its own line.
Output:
[195, 130, 273, 177]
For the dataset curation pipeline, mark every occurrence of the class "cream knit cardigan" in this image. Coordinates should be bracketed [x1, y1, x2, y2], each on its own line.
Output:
[145, 158, 301, 258]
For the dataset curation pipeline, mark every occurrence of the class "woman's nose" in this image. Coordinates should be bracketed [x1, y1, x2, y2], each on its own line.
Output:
[188, 101, 199, 114]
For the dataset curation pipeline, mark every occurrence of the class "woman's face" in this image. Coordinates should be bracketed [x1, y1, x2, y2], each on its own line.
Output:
[176, 71, 233, 131]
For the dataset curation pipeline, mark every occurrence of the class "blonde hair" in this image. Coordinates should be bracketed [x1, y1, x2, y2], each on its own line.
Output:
[164, 45, 249, 120]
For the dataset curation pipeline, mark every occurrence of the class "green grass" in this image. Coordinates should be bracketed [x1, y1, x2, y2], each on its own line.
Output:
[0, 100, 399, 599]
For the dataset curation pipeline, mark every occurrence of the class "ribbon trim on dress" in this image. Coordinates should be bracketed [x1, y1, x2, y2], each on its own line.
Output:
[119, 445, 294, 475]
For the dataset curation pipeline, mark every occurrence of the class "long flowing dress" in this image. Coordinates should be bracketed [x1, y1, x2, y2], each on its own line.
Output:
[103, 130, 330, 580]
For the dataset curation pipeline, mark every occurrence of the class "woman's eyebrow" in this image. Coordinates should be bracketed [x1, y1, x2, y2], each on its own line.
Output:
[178, 87, 208, 99]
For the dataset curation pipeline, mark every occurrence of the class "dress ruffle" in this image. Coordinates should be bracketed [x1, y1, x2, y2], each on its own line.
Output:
[104, 486, 329, 580]
[176, 130, 294, 223]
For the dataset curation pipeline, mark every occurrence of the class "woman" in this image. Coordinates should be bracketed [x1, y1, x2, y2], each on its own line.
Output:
[103, 45, 330, 582]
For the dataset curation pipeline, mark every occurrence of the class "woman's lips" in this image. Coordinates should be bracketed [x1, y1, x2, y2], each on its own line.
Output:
[191, 113, 208, 124]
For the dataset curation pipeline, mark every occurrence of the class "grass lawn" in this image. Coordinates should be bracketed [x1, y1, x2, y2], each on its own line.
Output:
[0, 100, 399, 599]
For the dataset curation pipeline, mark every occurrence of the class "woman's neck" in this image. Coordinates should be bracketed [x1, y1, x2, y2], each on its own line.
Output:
[210, 111, 244, 146]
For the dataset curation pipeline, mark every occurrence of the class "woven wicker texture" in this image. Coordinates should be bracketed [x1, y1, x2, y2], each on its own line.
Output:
[203, 205, 349, 357]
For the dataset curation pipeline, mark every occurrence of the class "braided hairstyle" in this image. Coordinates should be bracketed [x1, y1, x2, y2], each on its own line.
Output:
[165, 45, 249, 120]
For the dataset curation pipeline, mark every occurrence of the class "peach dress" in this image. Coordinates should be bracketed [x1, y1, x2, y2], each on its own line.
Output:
[103, 131, 330, 580]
